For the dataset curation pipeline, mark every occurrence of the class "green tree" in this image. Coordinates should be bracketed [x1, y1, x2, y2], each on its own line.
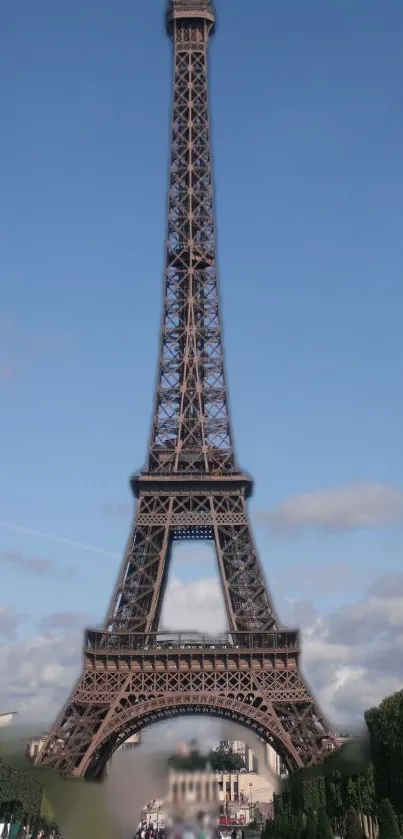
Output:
[360, 764, 376, 816]
[377, 800, 401, 839]
[274, 788, 291, 818]
[168, 751, 207, 771]
[281, 814, 293, 839]
[278, 813, 295, 839]
[296, 810, 305, 839]
[273, 793, 283, 818]
[304, 810, 316, 839]
[316, 808, 332, 839]
[347, 777, 359, 809]
[289, 814, 298, 839]
[209, 751, 246, 772]
[275, 814, 286, 838]
[263, 818, 273, 839]
[40, 790, 55, 825]
[0, 757, 42, 824]
[345, 808, 363, 839]
[365, 689, 403, 818]
[325, 770, 344, 838]
[287, 770, 326, 813]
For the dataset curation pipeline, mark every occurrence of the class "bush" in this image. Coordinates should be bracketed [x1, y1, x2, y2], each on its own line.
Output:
[304, 810, 316, 839]
[365, 691, 403, 820]
[274, 814, 288, 838]
[209, 751, 246, 772]
[296, 810, 305, 839]
[378, 799, 401, 839]
[316, 808, 332, 839]
[345, 807, 363, 839]
[263, 818, 273, 839]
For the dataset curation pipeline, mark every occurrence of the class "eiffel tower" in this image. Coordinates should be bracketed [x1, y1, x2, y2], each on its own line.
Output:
[35, 0, 336, 780]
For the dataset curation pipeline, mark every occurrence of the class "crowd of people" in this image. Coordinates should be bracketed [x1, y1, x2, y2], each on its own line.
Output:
[135, 828, 165, 839]
[134, 823, 247, 839]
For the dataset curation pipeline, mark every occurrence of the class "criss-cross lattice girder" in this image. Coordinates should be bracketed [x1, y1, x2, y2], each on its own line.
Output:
[34, 0, 337, 780]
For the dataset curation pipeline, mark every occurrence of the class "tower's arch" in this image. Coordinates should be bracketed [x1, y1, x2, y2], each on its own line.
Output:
[78, 694, 313, 780]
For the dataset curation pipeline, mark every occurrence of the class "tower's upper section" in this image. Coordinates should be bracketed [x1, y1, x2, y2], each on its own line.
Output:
[166, 0, 216, 37]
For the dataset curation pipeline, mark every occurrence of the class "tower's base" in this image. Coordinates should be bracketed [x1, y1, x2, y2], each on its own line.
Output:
[34, 632, 336, 780]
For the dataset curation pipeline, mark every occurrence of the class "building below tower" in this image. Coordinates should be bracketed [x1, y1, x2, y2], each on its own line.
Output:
[27, 732, 141, 762]
[216, 739, 285, 778]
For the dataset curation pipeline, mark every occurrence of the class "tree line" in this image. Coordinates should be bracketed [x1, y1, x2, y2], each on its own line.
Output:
[263, 688, 403, 839]
[0, 688, 402, 836]
[168, 749, 246, 773]
[0, 758, 56, 838]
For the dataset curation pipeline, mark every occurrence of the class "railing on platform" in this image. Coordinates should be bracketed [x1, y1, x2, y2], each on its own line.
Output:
[84, 629, 300, 653]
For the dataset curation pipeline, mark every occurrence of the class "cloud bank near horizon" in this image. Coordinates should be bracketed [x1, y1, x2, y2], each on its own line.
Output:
[1, 570, 402, 735]
[264, 482, 403, 533]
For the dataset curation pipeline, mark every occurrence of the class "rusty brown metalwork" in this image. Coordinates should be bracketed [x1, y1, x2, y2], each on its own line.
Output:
[34, 0, 337, 780]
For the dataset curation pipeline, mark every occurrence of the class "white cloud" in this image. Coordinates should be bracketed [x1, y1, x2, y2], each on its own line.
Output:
[1, 549, 56, 576]
[1, 573, 403, 731]
[0, 605, 26, 640]
[38, 611, 90, 633]
[0, 628, 83, 722]
[276, 560, 365, 596]
[295, 584, 403, 724]
[161, 577, 227, 634]
[266, 482, 403, 532]
[368, 572, 403, 598]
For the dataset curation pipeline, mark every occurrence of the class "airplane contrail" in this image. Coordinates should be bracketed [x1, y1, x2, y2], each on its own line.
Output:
[0, 522, 120, 559]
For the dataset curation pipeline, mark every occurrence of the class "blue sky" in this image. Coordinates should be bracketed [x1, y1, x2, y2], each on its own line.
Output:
[1, 0, 403, 710]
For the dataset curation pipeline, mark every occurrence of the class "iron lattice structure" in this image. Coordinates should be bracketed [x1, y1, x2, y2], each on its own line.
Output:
[34, 0, 337, 780]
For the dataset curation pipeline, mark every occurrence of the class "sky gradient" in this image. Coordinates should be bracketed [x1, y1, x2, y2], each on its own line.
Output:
[1, 0, 403, 728]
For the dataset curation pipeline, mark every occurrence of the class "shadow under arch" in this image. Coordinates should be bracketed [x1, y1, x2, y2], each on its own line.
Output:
[84, 693, 306, 781]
